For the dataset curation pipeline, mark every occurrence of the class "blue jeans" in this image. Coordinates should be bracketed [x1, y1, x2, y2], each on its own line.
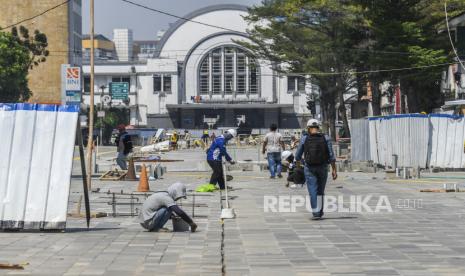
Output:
[267, 152, 282, 177]
[116, 152, 128, 170]
[146, 207, 172, 231]
[304, 164, 328, 217]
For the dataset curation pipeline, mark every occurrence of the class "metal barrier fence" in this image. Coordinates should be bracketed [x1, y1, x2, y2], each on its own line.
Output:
[0, 104, 78, 230]
[350, 119, 370, 162]
[352, 114, 465, 169]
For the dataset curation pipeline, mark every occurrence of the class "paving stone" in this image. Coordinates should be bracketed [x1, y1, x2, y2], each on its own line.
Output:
[3, 148, 465, 275]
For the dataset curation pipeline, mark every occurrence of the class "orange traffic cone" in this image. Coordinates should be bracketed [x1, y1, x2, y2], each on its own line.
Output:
[126, 159, 137, 181]
[137, 164, 150, 192]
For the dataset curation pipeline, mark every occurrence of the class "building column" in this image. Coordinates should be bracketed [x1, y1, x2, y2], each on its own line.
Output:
[224, 109, 235, 127]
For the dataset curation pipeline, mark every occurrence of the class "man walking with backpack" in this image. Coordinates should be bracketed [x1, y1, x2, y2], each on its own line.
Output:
[115, 124, 133, 170]
[295, 119, 337, 220]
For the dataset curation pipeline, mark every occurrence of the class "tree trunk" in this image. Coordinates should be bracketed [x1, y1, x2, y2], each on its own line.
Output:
[323, 98, 337, 141]
[401, 80, 418, 113]
[338, 95, 351, 138]
[318, 78, 337, 140]
[356, 74, 365, 101]
[321, 100, 329, 133]
[371, 79, 382, 116]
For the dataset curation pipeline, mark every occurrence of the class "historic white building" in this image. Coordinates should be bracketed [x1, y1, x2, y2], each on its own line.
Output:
[83, 5, 318, 129]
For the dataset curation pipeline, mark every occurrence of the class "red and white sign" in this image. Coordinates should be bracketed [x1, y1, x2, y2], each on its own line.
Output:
[64, 67, 81, 91]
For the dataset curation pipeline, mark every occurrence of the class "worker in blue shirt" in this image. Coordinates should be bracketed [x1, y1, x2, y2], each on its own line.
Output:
[206, 129, 237, 190]
[295, 119, 337, 220]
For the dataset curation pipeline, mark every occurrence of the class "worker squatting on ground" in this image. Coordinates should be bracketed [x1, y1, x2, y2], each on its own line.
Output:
[206, 129, 237, 190]
[282, 150, 305, 187]
[115, 124, 133, 170]
[295, 119, 337, 220]
[139, 182, 197, 232]
[262, 124, 285, 179]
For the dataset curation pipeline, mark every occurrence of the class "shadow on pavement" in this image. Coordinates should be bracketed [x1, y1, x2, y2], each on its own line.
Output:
[320, 216, 358, 220]
[65, 227, 122, 233]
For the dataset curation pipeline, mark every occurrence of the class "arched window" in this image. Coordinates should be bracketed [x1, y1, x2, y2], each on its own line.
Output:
[198, 46, 259, 96]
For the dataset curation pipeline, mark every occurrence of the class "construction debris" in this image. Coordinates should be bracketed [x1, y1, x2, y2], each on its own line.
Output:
[100, 169, 127, 181]
[140, 140, 170, 152]
[68, 212, 107, 218]
[68, 195, 108, 218]
[420, 189, 465, 193]
[0, 263, 28, 270]
[420, 183, 465, 192]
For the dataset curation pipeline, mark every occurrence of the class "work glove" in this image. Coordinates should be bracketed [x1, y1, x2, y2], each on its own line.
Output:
[229, 160, 236, 165]
[190, 222, 198, 232]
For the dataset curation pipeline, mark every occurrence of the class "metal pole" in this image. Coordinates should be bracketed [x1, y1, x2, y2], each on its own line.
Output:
[96, 136, 99, 158]
[86, 0, 95, 190]
[192, 193, 195, 218]
[112, 193, 116, 217]
[100, 116, 103, 146]
[76, 118, 91, 228]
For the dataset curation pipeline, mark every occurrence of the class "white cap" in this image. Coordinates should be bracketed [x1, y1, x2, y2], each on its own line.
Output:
[282, 150, 293, 160]
[307, 119, 321, 127]
[227, 129, 237, 138]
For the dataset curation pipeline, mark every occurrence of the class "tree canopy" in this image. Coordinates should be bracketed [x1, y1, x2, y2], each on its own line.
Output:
[0, 31, 31, 102]
[0, 25, 49, 103]
[241, 0, 465, 138]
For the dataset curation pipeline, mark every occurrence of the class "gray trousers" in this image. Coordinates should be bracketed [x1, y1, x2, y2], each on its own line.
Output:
[116, 152, 128, 170]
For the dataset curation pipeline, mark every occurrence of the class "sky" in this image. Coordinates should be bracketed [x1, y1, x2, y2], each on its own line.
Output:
[82, 0, 262, 40]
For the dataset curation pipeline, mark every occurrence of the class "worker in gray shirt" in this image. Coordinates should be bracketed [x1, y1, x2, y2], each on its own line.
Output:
[139, 182, 197, 232]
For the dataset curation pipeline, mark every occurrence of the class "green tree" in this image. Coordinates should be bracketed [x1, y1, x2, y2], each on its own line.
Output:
[94, 107, 128, 144]
[356, 0, 465, 114]
[0, 25, 49, 102]
[0, 31, 31, 102]
[240, 0, 366, 138]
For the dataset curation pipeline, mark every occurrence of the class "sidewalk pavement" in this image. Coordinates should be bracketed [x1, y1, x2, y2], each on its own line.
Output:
[2, 147, 465, 275]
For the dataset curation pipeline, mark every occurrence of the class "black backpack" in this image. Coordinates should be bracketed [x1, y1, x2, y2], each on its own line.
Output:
[304, 133, 329, 166]
[116, 132, 133, 154]
[122, 134, 133, 154]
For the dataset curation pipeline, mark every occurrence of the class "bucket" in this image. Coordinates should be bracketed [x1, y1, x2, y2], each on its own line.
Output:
[172, 216, 190, 232]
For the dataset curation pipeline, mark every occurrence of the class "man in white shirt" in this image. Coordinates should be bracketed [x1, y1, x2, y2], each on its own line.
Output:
[262, 124, 285, 179]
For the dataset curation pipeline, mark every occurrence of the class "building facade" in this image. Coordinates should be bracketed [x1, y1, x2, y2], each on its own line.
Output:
[0, 0, 82, 103]
[113, 29, 133, 62]
[83, 5, 315, 129]
[134, 40, 159, 60]
[82, 34, 116, 61]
